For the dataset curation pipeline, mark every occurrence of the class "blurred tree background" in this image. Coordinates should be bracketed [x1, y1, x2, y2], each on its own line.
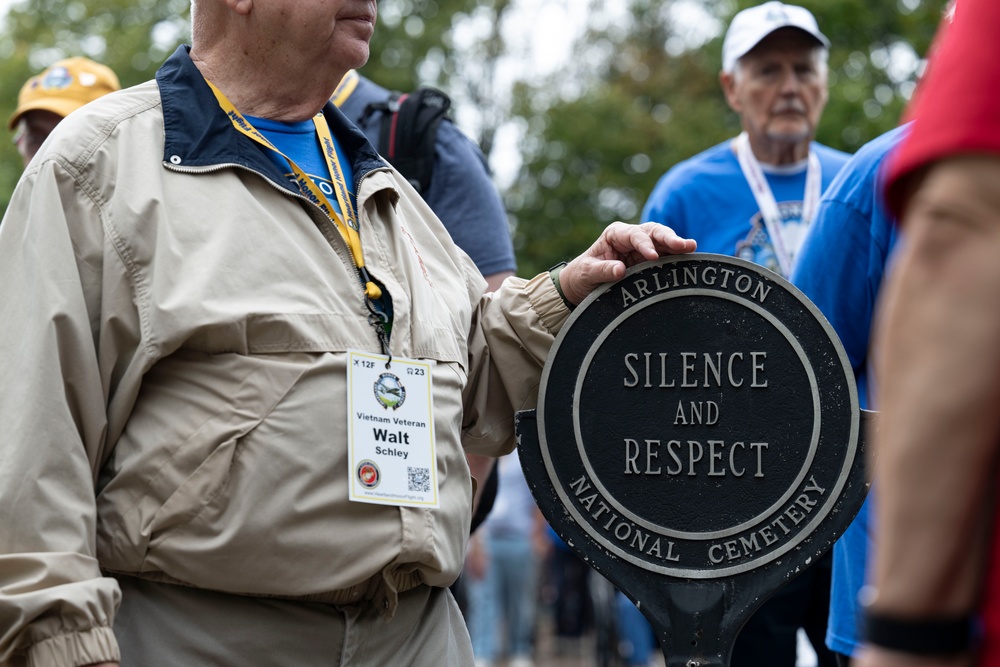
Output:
[0, 0, 190, 208]
[0, 0, 946, 276]
[503, 0, 946, 274]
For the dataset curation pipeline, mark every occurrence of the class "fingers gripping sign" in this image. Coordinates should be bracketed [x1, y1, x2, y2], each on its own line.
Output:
[559, 222, 697, 306]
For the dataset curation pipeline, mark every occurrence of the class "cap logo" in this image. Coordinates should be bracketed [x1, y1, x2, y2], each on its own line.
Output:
[40, 66, 73, 91]
[766, 7, 790, 23]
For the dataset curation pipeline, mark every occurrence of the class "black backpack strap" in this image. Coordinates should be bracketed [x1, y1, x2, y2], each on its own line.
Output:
[469, 461, 499, 534]
[367, 92, 403, 165]
[365, 87, 452, 194]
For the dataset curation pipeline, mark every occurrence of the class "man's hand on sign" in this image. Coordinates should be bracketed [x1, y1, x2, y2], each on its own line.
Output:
[558, 222, 696, 306]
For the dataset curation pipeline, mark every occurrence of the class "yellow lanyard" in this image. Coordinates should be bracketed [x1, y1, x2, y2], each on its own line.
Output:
[205, 79, 381, 300]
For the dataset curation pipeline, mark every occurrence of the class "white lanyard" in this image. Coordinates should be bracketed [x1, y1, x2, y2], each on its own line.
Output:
[734, 132, 821, 277]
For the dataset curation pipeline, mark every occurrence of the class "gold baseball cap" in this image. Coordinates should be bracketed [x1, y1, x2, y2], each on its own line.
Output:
[8, 57, 121, 130]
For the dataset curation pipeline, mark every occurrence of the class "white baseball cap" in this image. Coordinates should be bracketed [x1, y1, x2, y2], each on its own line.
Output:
[721, 2, 830, 73]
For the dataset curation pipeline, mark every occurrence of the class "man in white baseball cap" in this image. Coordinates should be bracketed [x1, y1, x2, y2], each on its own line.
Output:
[643, 0, 844, 279]
[722, 1, 830, 74]
[640, 2, 848, 666]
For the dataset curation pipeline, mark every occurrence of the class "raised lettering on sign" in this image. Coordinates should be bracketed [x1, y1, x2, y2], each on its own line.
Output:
[619, 264, 773, 308]
[623, 439, 767, 477]
[622, 351, 768, 389]
[706, 476, 827, 564]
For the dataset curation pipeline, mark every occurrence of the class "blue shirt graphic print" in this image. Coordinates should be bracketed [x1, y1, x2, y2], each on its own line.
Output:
[641, 140, 850, 278]
[245, 113, 357, 220]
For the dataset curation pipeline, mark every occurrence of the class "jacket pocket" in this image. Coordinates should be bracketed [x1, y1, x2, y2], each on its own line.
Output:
[97, 346, 312, 569]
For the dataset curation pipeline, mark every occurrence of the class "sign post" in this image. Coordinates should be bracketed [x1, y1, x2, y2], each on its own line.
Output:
[517, 254, 872, 666]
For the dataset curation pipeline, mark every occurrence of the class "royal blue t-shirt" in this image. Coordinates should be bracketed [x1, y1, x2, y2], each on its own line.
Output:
[641, 140, 850, 277]
[246, 113, 357, 219]
[790, 124, 909, 657]
[247, 113, 392, 326]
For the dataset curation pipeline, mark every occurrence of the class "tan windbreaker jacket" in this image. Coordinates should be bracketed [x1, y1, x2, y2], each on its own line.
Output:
[0, 47, 570, 666]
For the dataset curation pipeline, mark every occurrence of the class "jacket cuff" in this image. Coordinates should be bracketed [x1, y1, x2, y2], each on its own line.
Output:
[526, 271, 572, 335]
[27, 626, 119, 667]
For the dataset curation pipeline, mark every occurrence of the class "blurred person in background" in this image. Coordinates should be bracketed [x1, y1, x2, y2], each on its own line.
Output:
[8, 57, 120, 168]
[466, 449, 545, 667]
[333, 69, 515, 292]
[858, 0, 1000, 665]
[791, 123, 909, 666]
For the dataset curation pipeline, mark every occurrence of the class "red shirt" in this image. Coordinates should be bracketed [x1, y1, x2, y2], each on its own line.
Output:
[985, 524, 1000, 664]
[883, 1, 1000, 662]
[884, 0, 1000, 217]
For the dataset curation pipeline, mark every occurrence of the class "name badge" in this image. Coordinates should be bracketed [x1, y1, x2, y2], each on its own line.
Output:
[348, 350, 438, 507]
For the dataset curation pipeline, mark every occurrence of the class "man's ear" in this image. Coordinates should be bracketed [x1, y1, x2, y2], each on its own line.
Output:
[719, 70, 742, 114]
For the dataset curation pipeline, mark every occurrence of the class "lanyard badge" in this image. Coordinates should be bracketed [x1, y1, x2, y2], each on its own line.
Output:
[347, 350, 438, 507]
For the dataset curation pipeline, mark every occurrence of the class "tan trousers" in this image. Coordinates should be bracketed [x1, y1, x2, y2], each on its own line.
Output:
[114, 576, 474, 666]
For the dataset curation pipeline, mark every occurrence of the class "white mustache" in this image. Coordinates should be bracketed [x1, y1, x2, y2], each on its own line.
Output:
[773, 101, 807, 114]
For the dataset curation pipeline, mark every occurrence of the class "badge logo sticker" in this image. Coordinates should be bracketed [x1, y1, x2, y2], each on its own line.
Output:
[41, 66, 73, 90]
[356, 460, 381, 488]
[374, 372, 406, 410]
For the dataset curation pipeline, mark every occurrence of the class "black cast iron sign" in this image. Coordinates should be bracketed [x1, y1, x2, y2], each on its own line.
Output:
[517, 253, 872, 666]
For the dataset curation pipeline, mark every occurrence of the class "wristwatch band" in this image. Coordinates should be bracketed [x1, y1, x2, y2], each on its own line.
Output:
[548, 261, 574, 310]
[865, 611, 978, 655]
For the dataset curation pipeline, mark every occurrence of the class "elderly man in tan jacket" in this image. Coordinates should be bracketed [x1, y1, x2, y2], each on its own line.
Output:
[0, 1, 695, 666]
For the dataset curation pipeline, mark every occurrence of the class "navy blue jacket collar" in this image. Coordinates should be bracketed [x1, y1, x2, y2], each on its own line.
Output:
[156, 45, 387, 194]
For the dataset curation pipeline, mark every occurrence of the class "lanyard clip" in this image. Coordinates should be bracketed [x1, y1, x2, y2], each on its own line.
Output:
[366, 300, 392, 367]
[359, 266, 382, 300]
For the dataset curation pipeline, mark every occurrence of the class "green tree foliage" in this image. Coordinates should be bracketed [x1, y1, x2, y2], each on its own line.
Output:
[0, 0, 189, 212]
[363, 0, 473, 93]
[0, 0, 949, 278]
[0, 0, 504, 214]
[506, 2, 735, 271]
[508, 0, 948, 277]
[362, 0, 514, 154]
[806, 0, 946, 148]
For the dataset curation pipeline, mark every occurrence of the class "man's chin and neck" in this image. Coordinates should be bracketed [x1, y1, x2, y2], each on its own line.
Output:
[751, 128, 814, 166]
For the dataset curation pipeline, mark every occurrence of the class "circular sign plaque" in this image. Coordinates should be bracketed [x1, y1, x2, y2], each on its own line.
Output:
[536, 254, 859, 579]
